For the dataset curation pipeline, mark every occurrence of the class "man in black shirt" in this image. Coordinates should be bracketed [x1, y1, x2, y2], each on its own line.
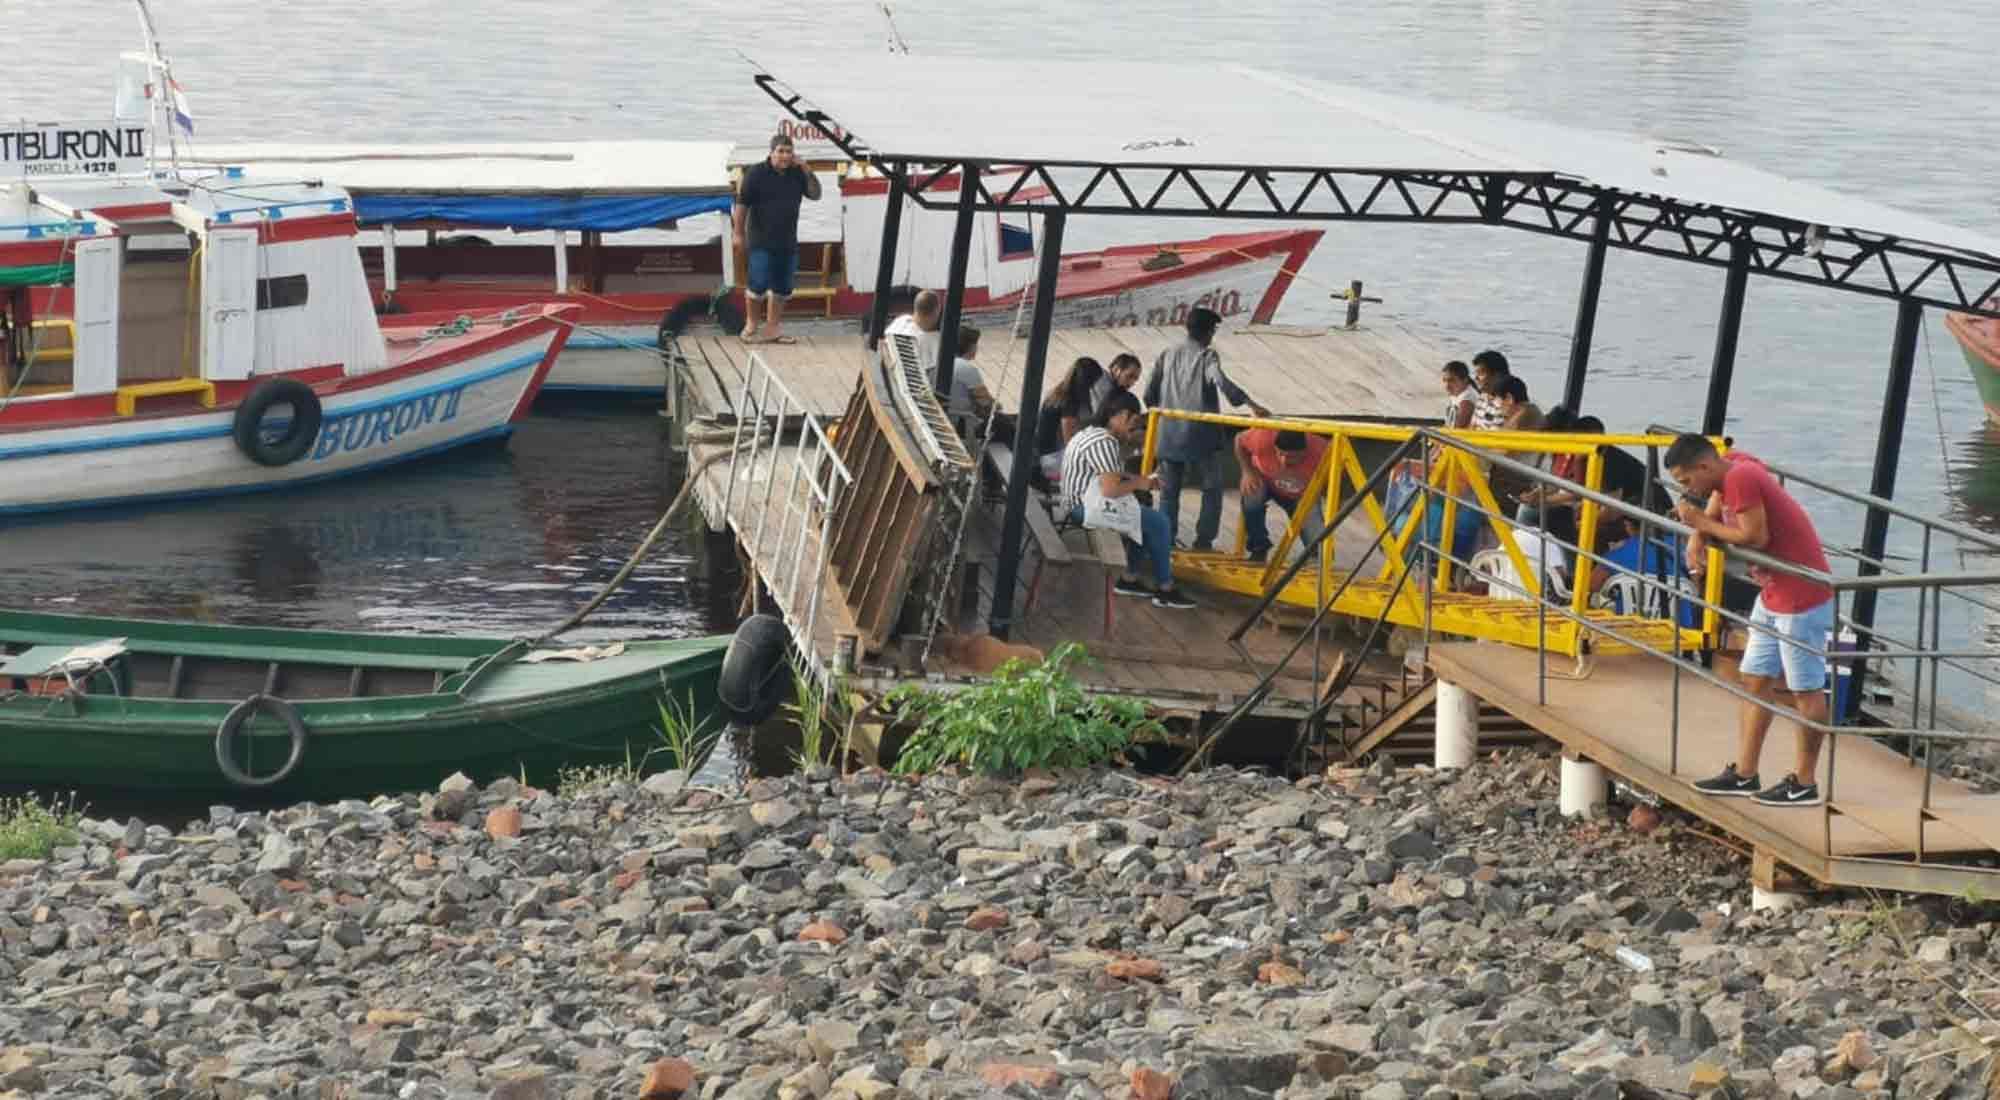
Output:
[733, 134, 822, 344]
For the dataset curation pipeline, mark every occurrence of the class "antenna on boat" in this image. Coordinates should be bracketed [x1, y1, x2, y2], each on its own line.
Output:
[877, 3, 911, 54]
[130, 0, 187, 175]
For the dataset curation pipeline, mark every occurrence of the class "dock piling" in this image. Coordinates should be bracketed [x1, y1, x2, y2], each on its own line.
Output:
[1558, 752, 1607, 817]
[1434, 680, 1480, 769]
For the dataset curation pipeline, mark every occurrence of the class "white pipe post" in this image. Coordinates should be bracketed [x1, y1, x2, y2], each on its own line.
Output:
[1434, 680, 1480, 770]
[553, 229, 569, 292]
[1751, 885, 1803, 914]
[1559, 753, 1608, 817]
[381, 223, 398, 297]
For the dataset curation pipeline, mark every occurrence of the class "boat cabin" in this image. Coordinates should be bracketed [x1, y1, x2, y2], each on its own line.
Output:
[188, 139, 1058, 326]
[1, 122, 381, 419]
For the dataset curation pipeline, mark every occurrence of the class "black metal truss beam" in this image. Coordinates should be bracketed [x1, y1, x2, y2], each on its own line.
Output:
[750, 73, 2000, 319]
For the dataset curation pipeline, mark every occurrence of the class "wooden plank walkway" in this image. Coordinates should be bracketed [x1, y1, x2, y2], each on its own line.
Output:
[1431, 642, 2000, 895]
[679, 322, 1443, 422]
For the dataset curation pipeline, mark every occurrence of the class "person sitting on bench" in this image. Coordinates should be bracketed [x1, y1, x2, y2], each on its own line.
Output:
[1059, 391, 1196, 610]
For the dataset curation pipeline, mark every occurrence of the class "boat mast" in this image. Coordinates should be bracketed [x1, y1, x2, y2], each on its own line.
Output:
[131, 0, 181, 175]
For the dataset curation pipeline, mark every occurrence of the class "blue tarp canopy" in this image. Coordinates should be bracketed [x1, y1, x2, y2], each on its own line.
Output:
[351, 192, 733, 232]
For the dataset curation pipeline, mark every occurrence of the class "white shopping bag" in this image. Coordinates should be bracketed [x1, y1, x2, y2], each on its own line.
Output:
[1081, 481, 1143, 544]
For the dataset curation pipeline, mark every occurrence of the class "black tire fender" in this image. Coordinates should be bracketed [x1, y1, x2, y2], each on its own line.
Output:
[232, 378, 324, 467]
[214, 693, 310, 789]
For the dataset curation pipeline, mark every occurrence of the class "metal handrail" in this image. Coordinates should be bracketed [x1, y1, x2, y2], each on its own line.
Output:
[722, 352, 853, 679]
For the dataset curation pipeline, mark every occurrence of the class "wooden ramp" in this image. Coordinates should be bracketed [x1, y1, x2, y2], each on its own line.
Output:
[1431, 642, 2000, 896]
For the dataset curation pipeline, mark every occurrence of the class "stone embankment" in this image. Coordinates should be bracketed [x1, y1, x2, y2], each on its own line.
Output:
[4, 756, 1999, 1098]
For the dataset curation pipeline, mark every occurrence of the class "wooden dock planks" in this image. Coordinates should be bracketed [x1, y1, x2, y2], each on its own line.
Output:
[1431, 642, 2000, 893]
[682, 321, 1442, 423]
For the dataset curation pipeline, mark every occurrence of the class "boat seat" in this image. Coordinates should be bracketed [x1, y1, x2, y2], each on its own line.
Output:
[0, 638, 130, 694]
[116, 378, 217, 416]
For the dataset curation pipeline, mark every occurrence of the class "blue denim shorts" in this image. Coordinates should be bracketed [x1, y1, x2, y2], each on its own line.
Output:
[746, 246, 798, 296]
[1739, 596, 1834, 692]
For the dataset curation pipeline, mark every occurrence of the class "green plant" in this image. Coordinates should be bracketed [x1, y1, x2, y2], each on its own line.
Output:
[556, 745, 642, 797]
[888, 643, 1161, 775]
[654, 676, 724, 775]
[0, 791, 81, 861]
[786, 660, 852, 772]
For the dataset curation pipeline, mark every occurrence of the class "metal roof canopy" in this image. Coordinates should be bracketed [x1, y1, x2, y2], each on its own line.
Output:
[740, 50, 1989, 647]
[746, 52, 2000, 320]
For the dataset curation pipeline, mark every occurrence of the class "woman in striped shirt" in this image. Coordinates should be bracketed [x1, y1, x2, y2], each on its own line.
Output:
[1059, 391, 1197, 609]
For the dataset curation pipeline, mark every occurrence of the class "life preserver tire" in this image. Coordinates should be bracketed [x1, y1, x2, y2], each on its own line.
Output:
[232, 379, 324, 467]
[658, 295, 748, 347]
[214, 693, 310, 789]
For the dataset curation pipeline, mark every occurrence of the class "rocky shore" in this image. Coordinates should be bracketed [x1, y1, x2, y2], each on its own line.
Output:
[4, 754, 1999, 1099]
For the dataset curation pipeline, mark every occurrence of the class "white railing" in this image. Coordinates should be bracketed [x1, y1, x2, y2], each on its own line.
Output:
[722, 351, 852, 675]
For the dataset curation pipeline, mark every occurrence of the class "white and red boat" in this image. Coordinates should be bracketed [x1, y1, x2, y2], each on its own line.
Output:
[188, 141, 1323, 395]
[0, 57, 571, 515]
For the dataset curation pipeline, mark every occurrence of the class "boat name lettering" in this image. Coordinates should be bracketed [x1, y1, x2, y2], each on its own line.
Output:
[1, 124, 150, 178]
[308, 386, 465, 461]
[1065, 286, 1246, 331]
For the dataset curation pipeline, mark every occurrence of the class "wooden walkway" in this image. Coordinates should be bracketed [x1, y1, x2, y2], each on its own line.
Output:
[678, 322, 1444, 423]
[677, 321, 1447, 719]
[1432, 642, 2000, 896]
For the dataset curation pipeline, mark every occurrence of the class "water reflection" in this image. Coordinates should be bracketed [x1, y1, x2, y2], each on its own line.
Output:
[3, 403, 731, 643]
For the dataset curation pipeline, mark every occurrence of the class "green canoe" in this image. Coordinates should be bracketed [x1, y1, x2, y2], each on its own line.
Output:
[0, 609, 728, 802]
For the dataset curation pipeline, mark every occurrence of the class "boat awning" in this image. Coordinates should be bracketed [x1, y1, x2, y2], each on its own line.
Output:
[742, 52, 2000, 314]
[188, 141, 739, 232]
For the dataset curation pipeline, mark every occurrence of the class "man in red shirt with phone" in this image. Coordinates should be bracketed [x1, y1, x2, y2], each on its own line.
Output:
[1666, 435, 1835, 807]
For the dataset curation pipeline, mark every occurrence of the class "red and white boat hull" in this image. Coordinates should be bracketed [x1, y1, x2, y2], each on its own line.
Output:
[0, 309, 571, 515]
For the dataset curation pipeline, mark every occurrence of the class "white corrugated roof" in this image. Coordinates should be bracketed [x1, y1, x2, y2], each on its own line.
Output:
[185, 141, 735, 195]
[746, 52, 2000, 263]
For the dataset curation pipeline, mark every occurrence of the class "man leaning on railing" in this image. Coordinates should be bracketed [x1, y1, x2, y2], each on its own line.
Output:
[1667, 435, 1836, 808]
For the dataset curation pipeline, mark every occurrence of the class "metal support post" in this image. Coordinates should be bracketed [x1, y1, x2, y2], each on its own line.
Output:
[1849, 298, 1924, 706]
[988, 210, 1068, 639]
[1702, 238, 1751, 436]
[1561, 195, 1612, 414]
[864, 176, 906, 350]
[934, 166, 980, 396]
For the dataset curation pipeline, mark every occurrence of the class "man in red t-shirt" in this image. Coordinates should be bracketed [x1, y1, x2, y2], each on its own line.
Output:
[1666, 435, 1835, 808]
[1234, 428, 1330, 563]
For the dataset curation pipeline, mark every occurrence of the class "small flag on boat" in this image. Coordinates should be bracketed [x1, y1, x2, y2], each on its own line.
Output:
[167, 76, 194, 136]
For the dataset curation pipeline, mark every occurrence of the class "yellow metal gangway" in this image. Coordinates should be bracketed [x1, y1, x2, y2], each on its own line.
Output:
[1137, 410, 1720, 657]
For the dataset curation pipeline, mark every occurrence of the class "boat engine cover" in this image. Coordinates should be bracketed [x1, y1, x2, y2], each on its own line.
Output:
[718, 614, 791, 728]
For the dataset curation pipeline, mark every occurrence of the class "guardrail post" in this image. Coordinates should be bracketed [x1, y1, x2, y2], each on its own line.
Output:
[1701, 238, 1750, 436]
[989, 210, 1067, 640]
[1561, 195, 1613, 413]
[864, 171, 906, 350]
[1849, 298, 1924, 714]
[934, 165, 980, 397]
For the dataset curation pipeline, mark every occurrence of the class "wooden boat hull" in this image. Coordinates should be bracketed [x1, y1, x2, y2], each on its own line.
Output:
[381, 229, 1323, 396]
[0, 609, 728, 802]
[1946, 306, 2000, 424]
[0, 307, 573, 515]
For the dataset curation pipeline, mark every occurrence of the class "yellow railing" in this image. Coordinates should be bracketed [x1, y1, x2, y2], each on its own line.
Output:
[1138, 409, 1728, 644]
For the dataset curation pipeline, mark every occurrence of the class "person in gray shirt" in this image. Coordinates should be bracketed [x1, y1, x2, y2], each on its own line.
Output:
[1142, 308, 1269, 550]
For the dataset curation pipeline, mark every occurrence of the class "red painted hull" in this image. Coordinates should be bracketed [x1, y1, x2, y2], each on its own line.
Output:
[352, 228, 1322, 332]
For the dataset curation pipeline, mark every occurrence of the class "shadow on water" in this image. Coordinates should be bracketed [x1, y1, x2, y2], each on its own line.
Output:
[4, 399, 745, 824]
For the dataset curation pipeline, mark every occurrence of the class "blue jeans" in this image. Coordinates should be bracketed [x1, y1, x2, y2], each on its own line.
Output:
[1069, 504, 1174, 588]
[747, 246, 797, 296]
[1740, 596, 1835, 692]
[1242, 489, 1324, 555]
[1158, 456, 1225, 550]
